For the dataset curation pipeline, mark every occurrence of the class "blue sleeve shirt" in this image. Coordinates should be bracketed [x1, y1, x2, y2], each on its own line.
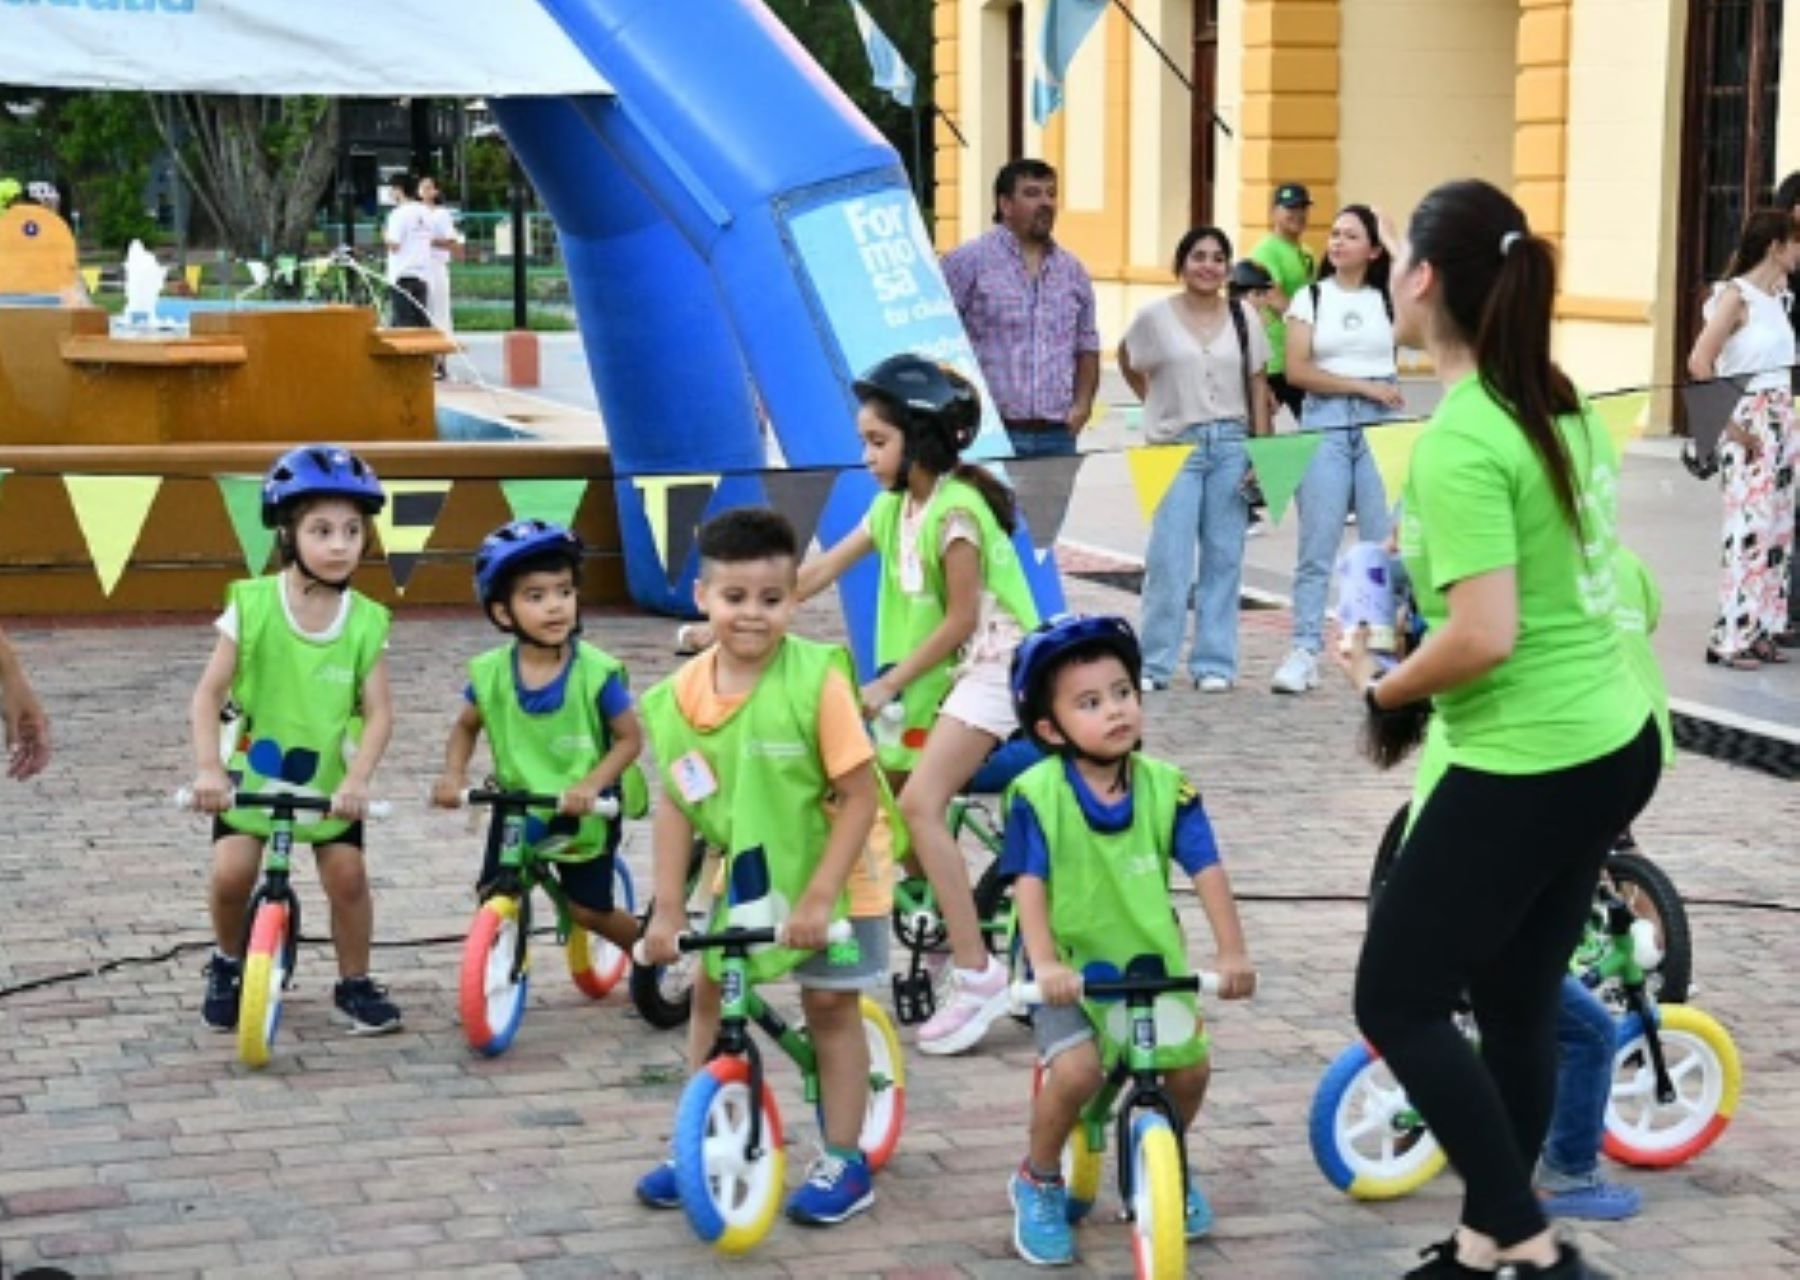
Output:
[999, 757, 1221, 883]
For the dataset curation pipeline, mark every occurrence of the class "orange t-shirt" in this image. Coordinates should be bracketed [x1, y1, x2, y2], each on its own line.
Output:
[672, 651, 893, 916]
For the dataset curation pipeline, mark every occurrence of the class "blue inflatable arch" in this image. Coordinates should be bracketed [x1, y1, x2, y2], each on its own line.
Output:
[502, 0, 1065, 670]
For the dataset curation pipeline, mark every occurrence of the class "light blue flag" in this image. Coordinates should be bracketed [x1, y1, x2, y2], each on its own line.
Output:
[847, 0, 916, 108]
[1032, 0, 1109, 123]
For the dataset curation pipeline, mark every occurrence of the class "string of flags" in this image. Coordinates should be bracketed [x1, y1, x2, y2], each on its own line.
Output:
[0, 375, 1755, 599]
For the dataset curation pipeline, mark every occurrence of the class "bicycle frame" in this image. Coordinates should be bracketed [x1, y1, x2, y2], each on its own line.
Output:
[1583, 885, 1677, 1104]
[235, 792, 335, 992]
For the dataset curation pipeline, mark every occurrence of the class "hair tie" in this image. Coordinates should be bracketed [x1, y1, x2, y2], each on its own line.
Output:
[1500, 230, 1524, 258]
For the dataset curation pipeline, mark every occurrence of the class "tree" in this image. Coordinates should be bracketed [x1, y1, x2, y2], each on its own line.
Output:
[2, 90, 160, 250]
[146, 95, 340, 261]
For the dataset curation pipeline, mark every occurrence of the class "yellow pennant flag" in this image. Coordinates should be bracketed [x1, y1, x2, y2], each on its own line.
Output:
[184, 264, 204, 295]
[79, 266, 102, 295]
[1592, 390, 1648, 455]
[372, 479, 453, 593]
[631, 473, 721, 589]
[1124, 445, 1194, 523]
[64, 474, 162, 596]
[1367, 421, 1429, 502]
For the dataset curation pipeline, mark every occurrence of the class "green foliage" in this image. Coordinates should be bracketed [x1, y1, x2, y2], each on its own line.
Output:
[465, 138, 514, 212]
[1, 91, 161, 249]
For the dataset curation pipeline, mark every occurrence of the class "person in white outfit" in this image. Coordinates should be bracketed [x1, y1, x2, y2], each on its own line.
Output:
[419, 175, 458, 377]
[382, 174, 436, 329]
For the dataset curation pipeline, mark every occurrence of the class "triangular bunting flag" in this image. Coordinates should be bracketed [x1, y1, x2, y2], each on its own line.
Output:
[761, 468, 837, 554]
[214, 475, 277, 574]
[184, 264, 204, 294]
[1592, 390, 1649, 455]
[1125, 445, 1194, 523]
[1242, 434, 1323, 525]
[79, 266, 101, 295]
[1678, 378, 1744, 462]
[64, 474, 162, 596]
[500, 478, 588, 529]
[373, 480, 452, 593]
[1366, 420, 1429, 503]
[631, 473, 722, 590]
[1007, 453, 1085, 555]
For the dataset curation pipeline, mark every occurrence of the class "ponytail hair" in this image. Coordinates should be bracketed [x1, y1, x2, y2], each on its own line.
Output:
[1408, 179, 1584, 534]
[951, 462, 1018, 535]
[1724, 208, 1794, 279]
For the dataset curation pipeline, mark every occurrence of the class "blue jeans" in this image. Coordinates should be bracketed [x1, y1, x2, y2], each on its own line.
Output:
[1139, 421, 1251, 683]
[1292, 401, 1394, 652]
[1006, 425, 1078, 457]
[1538, 975, 1616, 1183]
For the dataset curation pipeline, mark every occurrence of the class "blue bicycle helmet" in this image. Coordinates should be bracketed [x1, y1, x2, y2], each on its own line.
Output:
[853, 354, 981, 491]
[1010, 614, 1143, 750]
[474, 519, 584, 610]
[260, 445, 386, 528]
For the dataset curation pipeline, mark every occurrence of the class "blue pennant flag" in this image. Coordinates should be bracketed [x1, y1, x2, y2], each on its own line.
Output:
[847, 0, 916, 108]
[1032, 0, 1109, 124]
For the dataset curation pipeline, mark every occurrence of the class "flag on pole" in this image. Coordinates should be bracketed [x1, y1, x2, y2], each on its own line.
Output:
[1032, 0, 1109, 124]
[846, 0, 916, 108]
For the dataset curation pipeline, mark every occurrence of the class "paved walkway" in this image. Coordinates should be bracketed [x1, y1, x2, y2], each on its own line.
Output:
[1, 567, 1796, 1278]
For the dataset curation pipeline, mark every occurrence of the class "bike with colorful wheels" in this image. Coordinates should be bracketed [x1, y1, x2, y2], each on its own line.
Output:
[451, 787, 633, 1057]
[627, 836, 714, 1029]
[1016, 970, 1222, 1280]
[1309, 873, 1739, 1198]
[174, 788, 392, 1070]
[635, 921, 906, 1255]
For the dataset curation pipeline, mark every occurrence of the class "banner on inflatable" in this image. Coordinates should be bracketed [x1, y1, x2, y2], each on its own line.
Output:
[0, 0, 613, 96]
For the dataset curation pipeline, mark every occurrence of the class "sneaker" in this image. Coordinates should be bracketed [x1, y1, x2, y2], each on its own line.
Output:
[1196, 675, 1232, 693]
[333, 976, 402, 1035]
[1246, 513, 1267, 539]
[1270, 648, 1319, 695]
[785, 1152, 874, 1226]
[1140, 675, 1169, 693]
[1184, 1177, 1213, 1239]
[1404, 1238, 1497, 1279]
[635, 1159, 681, 1210]
[201, 953, 241, 1032]
[1496, 1242, 1611, 1279]
[917, 957, 1011, 1056]
[1009, 1171, 1075, 1267]
[1539, 1179, 1641, 1221]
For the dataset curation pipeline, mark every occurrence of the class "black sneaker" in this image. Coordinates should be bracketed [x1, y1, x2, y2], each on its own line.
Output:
[1496, 1244, 1609, 1280]
[201, 954, 241, 1032]
[1404, 1238, 1493, 1279]
[333, 976, 402, 1035]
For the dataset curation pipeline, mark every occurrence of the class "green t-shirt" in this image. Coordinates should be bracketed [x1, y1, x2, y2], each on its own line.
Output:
[1249, 233, 1315, 375]
[1399, 376, 1651, 774]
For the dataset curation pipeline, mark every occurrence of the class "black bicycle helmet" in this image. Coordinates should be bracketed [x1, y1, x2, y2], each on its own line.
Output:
[1010, 614, 1143, 752]
[853, 354, 982, 491]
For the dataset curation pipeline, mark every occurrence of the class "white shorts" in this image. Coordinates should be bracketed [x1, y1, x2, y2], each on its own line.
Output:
[938, 657, 1017, 742]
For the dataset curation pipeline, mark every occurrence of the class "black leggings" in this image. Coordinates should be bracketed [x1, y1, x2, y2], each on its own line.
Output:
[1354, 718, 1661, 1246]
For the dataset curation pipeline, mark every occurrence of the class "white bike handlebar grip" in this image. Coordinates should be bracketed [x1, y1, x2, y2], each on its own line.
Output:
[1197, 971, 1223, 996]
[592, 795, 620, 818]
[1012, 982, 1046, 1006]
[633, 931, 687, 966]
[1629, 918, 1663, 970]
[173, 787, 195, 810]
[365, 801, 394, 821]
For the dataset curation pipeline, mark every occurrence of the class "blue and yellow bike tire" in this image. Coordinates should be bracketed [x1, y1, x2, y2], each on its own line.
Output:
[674, 1057, 786, 1255]
[1308, 1039, 1446, 1200]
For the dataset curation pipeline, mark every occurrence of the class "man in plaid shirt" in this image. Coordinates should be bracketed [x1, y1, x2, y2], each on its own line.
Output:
[942, 159, 1101, 458]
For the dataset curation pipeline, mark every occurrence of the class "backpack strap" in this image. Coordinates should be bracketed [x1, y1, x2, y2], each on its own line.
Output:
[1229, 299, 1254, 425]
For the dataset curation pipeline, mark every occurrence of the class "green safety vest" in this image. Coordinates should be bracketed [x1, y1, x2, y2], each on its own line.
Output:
[1007, 755, 1209, 1070]
[867, 476, 1040, 771]
[221, 575, 389, 844]
[640, 636, 855, 984]
[468, 640, 647, 862]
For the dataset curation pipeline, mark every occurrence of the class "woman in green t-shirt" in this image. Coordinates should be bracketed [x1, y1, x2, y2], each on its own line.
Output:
[1343, 180, 1662, 1280]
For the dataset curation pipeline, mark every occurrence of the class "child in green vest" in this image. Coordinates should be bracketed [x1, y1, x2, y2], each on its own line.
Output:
[428, 520, 645, 959]
[798, 353, 1041, 1057]
[636, 508, 888, 1226]
[1001, 614, 1256, 1268]
[187, 445, 400, 1036]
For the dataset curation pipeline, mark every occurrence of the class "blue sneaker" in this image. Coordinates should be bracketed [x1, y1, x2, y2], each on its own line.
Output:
[635, 1159, 680, 1210]
[1540, 1179, 1642, 1222]
[1009, 1171, 1075, 1267]
[1185, 1176, 1214, 1239]
[785, 1152, 874, 1226]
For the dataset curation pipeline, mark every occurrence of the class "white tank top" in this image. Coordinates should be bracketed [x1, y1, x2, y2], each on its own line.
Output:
[1707, 277, 1796, 392]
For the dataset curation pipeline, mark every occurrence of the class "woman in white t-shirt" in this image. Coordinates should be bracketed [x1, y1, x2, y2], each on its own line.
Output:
[1119, 226, 1271, 691]
[1270, 204, 1403, 695]
[1687, 207, 1800, 668]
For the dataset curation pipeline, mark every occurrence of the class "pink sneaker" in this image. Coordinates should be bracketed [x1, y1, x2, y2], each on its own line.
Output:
[917, 957, 1009, 1056]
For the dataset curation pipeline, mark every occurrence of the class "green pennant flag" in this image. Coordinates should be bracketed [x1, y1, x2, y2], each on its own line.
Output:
[500, 478, 588, 530]
[1244, 433, 1325, 526]
[215, 475, 277, 574]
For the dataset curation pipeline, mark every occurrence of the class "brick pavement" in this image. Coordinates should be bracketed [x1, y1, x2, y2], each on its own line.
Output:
[1, 565, 1797, 1278]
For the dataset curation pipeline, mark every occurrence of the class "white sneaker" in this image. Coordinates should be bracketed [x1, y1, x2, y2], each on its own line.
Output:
[1270, 648, 1319, 695]
[1140, 675, 1168, 693]
[1197, 675, 1232, 693]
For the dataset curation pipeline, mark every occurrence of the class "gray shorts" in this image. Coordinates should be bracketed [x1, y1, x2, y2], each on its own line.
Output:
[1031, 1001, 1096, 1063]
[792, 917, 890, 992]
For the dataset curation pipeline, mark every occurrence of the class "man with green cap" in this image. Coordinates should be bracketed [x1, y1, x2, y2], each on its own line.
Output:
[1249, 182, 1317, 421]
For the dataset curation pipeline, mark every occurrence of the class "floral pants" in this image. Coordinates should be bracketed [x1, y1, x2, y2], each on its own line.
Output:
[1712, 387, 1797, 657]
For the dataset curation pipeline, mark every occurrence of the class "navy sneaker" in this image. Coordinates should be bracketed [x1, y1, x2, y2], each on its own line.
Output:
[201, 953, 240, 1032]
[785, 1152, 874, 1226]
[332, 976, 402, 1035]
[635, 1160, 681, 1209]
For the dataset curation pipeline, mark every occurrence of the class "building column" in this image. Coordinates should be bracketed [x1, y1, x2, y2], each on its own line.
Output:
[1240, 0, 1339, 249]
[1514, 0, 1571, 248]
[933, 0, 963, 253]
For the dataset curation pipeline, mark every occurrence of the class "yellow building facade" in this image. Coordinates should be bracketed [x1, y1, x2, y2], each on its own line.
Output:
[933, 0, 1796, 423]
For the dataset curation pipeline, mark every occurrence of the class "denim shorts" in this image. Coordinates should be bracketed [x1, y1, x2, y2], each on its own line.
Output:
[792, 916, 890, 992]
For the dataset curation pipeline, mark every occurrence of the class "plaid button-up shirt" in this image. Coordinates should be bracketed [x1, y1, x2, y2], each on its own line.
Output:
[941, 226, 1101, 423]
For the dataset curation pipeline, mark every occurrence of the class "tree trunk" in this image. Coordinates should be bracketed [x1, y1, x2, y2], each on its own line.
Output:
[146, 95, 340, 263]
